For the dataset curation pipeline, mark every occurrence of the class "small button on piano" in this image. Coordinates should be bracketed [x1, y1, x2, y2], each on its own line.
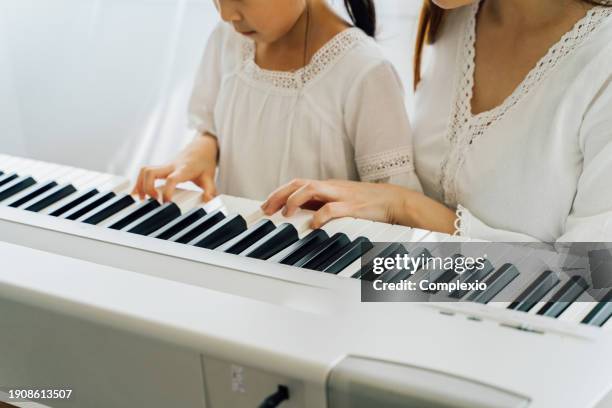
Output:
[0, 153, 611, 408]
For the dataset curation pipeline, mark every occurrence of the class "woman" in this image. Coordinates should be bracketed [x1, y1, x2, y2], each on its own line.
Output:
[262, 0, 612, 242]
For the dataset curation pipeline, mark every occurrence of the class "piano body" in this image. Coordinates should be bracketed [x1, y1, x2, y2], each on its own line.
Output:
[0, 153, 611, 408]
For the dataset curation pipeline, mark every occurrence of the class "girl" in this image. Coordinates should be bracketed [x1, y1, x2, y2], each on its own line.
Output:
[133, 0, 422, 202]
[263, 0, 612, 242]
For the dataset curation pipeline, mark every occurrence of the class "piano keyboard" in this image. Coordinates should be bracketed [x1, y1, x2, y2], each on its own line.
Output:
[0, 153, 610, 330]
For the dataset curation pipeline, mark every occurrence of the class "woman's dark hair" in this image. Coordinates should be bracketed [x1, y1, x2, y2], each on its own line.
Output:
[344, 0, 377, 37]
[413, 0, 611, 89]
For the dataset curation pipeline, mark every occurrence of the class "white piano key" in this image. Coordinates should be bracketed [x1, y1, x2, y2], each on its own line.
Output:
[336, 219, 375, 240]
[267, 209, 315, 235]
[557, 291, 599, 324]
[374, 224, 411, 242]
[213, 194, 263, 224]
[1, 156, 52, 176]
[98, 175, 131, 193]
[394, 227, 432, 243]
[0, 154, 15, 166]
[79, 173, 114, 189]
[172, 190, 205, 213]
[319, 217, 355, 236]
[53, 166, 80, 184]
[419, 231, 461, 243]
[0, 156, 30, 172]
[73, 171, 107, 190]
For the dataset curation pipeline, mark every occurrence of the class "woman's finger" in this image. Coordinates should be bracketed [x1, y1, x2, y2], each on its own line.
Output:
[283, 180, 336, 217]
[311, 202, 354, 228]
[261, 179, 308, 215]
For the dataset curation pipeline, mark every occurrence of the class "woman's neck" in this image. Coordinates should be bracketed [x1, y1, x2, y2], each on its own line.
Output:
[484, 0, 592, 29]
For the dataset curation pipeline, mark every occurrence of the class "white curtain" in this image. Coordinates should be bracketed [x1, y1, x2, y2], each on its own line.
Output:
[0, 0, 421, 179]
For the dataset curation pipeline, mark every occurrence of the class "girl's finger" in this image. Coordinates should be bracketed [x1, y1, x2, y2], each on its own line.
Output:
[311, 202, 354, 229]
[261, 179, 308, 214]
[142, 165, 173, 200]
[132, 168, 146, 198]
[200, 175, 218, 202]
[161, 169, 190, 203]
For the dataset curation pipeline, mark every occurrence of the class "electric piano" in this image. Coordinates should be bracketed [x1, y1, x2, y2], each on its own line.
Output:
[0, 153, 611, 408]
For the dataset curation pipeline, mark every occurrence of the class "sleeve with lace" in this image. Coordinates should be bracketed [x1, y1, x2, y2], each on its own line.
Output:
[556, 76, 612, 242]
[187, 23, 225, 137]
[456, 76, 612, 243]
[345, 60, 423, 193]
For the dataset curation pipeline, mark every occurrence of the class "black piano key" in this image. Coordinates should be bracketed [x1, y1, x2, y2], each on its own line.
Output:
[293, 233, 351, 270]
[581, 289, 612, 327]
[242, 223, 299, 260]
[49, 188, 99, 217]
[190, 215, 247, 249]
[108, 198, 160, 230]
[0, 172, 18, 188]
[217, 219, 276, 255]
[321, 237, 373, 274]
[125, 202, 181, 236]
[170, 210, 225, 244]
[81, 194, 136, 225]
[508, 270, 560, 312]
[24, 184, 77, 212]
[7, 180, 58, 208]
[468, 263, 520, 304]
[537, 276, 588, 318]
[449, 259, 495, 299]
[151, 208, 207, 240]
[62, 191, 116, 221]
[0, 176, 36, 202]
[313, 236, 371, 273]
[354, 243, 406, 281]
[268, 229, 329, 265]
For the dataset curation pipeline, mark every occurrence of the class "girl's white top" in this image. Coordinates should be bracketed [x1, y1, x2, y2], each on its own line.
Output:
[190, 23, 421, 200]
[412, 3, 612, 242]
[189, 23, 422, 201]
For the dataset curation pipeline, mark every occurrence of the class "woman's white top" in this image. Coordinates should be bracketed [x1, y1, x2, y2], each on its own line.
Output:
[412, 3, 612, 242]
[188, 23, 422, 201]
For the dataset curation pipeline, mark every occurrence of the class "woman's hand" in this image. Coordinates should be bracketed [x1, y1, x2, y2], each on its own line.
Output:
[261, 179, 458, 234]
[132, 133, 219, 202]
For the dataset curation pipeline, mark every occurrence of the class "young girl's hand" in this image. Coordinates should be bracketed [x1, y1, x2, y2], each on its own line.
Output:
[261, 179, 458, 234]
[132, 134, 219, 203]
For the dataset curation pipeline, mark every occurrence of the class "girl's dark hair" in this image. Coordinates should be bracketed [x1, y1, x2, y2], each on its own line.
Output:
[344, 0, 377, 37]
[413, 0, 611, 89]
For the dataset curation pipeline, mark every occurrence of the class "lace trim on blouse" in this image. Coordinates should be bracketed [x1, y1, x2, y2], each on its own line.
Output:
[240, 28, 367, 90]
[439, 2, 612, 208]
[356, 147, 415, 182]
[454, 205, 468, 236]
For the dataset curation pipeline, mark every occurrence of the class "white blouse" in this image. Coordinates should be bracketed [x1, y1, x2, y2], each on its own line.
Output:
[412, 3, 612, 242]
[188, 23, 422, 201]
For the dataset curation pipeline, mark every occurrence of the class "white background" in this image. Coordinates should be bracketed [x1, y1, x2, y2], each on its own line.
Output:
[0, 0, 422, 178]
